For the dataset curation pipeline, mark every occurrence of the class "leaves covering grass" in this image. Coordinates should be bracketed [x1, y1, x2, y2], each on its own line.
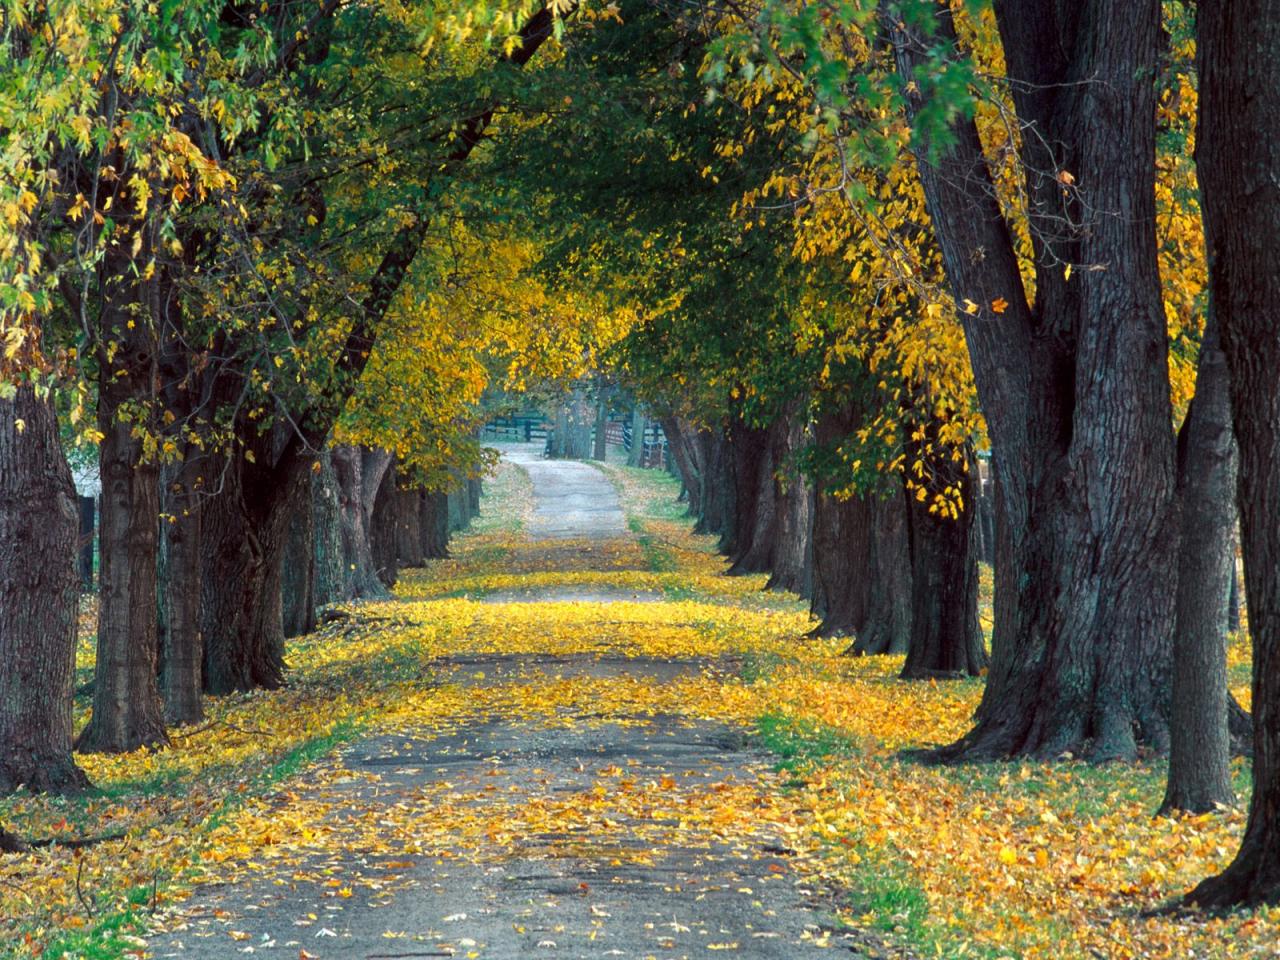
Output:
[0, 455, 1273, 959]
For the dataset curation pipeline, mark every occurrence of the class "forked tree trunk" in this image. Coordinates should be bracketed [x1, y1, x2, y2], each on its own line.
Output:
[895, 0, 1177, 761]
[160, 455, 204, 726]
[199, 430, 305, 694]
[330, 445, 388, 600]
[1187, 0, 1280, 906]
[78, 362, 168, 754]
[0, 386, 90, 792]
[1161, 315, 1236, 816]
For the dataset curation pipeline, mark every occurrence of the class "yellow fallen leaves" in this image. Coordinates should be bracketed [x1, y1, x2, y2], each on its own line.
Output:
[1, 456, 1275, 960]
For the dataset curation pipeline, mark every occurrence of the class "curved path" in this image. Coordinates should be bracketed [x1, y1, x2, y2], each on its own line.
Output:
[503, 445, 628, 541]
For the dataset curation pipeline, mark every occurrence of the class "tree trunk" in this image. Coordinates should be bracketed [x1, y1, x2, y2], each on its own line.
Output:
[661, 417, 705, 518]
[900, 457, 985, 679]
[330, 445, 388, 600]
[1228, 552, 1242, 634]
[766, 412, 814, 596]
[628, 408, 645, 467]
[159, 455, 204, 726]
[807, 406, 911, 649]
[695, 426, 736, 542]
[312, 449, 345, 607]
[468, 476, 482, 517]
[282, 472, 316, 638]
[420, 490, 450, 559]
[1186, 0, 1280, 906]
[199, 424, 308, 694]
[726, 420, 777, 574]
[0, 386, 90, 792]
[369, 460, 399, 589]
[593, 385, 608, 461]
[1160, 315, 1236, 816]
[396, 482, 425, 567]
[78, 378, 168, 754]
[894, 0, 1177, 761]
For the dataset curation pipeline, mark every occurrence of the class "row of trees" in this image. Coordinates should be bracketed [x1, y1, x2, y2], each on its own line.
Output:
[3, 0, 1280, 910]
[499, 0, 1280, 907]
[0, 0, 600, 805]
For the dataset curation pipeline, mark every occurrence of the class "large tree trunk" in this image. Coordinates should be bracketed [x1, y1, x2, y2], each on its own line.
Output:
[808, 406, 911, 649]
[0, 386, 90, 792]
[312, 449, 345, 607]
[369, 460, 399, 589]
[396, 480, 425, 568]
[419, 490, 450, 559]
[282, 472, 316, 639]
[199, 433, 304, 694]
[159, 456, 204, 726]
[1186, 0, 1280, 906]
[330, 445, 389, 600]
[900, 447, 985, 679]
[765, 409, 814, 597]
[660, 417, 705, 518]
[726, 420, 777, 574]
[1161, 315, 1236, 816]
[78, 347, 168, 753]
[894, 0, 1177, 761]
[695, 427, 735, 542]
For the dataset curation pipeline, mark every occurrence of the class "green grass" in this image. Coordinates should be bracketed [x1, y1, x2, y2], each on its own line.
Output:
[755, 711, 862, 774]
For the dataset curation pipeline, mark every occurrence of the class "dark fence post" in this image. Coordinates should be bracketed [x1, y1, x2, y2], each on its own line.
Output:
[78, 495, 95, 591]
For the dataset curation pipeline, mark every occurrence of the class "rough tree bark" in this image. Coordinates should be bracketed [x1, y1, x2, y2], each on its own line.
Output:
[1187, 0, 1280, 906]
[369, 459, 399, 589]
[900, 442, 985, 679]
[808, 406, 911, 649]
[0, 386, 90, 792]
[893, 0, 1177, 760]
[1160, 314, 1236, 816]
[311, 449, 345, 608]
[695, 427, 736, 544]
[765, 413, 814, 597]
[726, 419, 777, 575]
[282, 472, 316, 639]
[199, 432, 307, 694]
[419, 490, 450, 559]
[78, 287, 169, 753]
[160, 455, 205, 725]
[396, 479, 425, 568]
[330, 445, 389, 600]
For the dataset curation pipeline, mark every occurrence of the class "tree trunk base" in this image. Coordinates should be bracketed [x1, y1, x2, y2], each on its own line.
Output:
[0, 756, 91, 795]
[0, 827, 28, 853]
[1186, 845, 1280, 909]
